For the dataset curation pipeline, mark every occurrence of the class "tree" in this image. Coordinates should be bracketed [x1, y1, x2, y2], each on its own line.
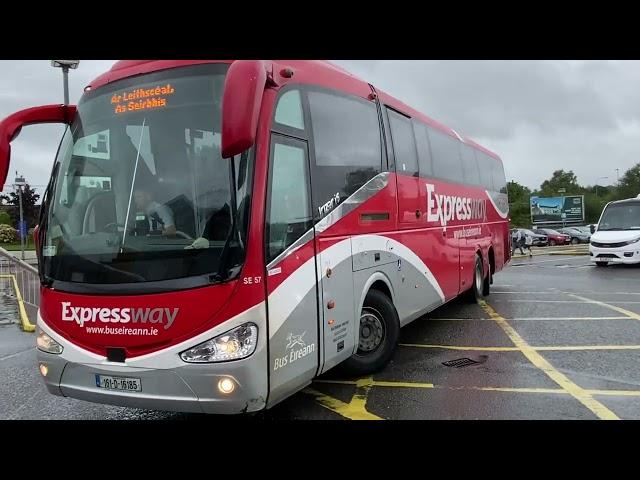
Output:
[0, 184, 41, 228]
[539, 170, 581, 197]
[616, 163, 640, 200]
[507, 180, 532, 227]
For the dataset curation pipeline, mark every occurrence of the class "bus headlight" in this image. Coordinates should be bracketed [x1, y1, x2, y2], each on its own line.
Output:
[625, 238, 640, 245]
[36, 330, 63, 354]
[180, 323, 258, 363]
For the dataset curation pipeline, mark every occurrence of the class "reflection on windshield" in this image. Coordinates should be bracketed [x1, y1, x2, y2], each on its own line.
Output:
[598, 203, 640, 231]
[41, 64, 254, 285]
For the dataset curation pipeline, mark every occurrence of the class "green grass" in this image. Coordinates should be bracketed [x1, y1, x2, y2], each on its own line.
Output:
[1, 240, 35, 251]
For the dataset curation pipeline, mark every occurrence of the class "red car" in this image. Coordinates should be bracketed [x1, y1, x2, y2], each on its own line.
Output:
[533, 228, 571, 246]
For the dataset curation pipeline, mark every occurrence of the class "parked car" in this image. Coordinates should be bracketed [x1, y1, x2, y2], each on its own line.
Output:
[532, 228, 571, 246]
[575, 225, 594, 235]
[512, 228, 548, 247]
[559, 227, 591, 244]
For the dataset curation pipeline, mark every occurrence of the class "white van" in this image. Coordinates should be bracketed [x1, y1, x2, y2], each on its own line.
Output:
[589, 195, 640, 266]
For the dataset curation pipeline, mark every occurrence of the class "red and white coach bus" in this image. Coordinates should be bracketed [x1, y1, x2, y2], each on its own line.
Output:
[0, 60, 510, 413]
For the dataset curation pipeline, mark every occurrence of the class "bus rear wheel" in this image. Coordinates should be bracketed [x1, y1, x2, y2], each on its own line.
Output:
[340, 289, 399, 376]
[464, 254, 486, 303]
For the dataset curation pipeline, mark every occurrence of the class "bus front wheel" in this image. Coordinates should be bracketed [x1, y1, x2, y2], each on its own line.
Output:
[340, 289, 400, 376]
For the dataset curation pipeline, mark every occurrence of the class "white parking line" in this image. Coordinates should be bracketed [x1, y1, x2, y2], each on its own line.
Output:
[0, 347, 34, 362]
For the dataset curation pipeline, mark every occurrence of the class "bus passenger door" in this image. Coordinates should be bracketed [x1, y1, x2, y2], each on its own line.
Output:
[265, 135, 320, 407]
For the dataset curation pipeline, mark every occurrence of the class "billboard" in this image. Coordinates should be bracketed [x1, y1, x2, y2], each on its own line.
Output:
[530, 195, 584, 224]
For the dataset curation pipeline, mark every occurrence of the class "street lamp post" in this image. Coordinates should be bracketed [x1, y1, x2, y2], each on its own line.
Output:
[13, 174, 26, 260]
[595, 176, 609, 197]
[50, 60, 80, 105]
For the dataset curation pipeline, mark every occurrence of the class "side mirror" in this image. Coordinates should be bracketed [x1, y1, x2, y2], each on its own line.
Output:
[0, 104, 76, 188]
[590, 224, 596, 234]
[221, 61, 267, 159]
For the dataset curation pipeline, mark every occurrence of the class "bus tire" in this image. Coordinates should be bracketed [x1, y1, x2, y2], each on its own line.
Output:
[340, 289, 400, 376]
[464, 254, 485, 303]
[482, 267, 491, 296]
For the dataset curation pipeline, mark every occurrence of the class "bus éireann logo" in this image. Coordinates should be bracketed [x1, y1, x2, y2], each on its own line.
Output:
[274, 331, 315, 371]
[426, 183, 487, 226]
[286, 332, 306, 350]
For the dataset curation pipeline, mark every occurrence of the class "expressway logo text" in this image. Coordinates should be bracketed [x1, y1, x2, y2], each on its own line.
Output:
[61, 303, 178, 330]
[426, 183, 487, 227]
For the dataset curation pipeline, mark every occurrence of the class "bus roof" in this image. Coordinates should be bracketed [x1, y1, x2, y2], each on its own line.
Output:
[89, 60, 501, 162]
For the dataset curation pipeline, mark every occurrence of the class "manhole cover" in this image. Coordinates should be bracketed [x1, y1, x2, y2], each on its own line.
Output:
[442, 358, 480, 368]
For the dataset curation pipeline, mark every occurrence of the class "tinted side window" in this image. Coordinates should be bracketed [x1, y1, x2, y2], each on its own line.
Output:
[387, 108, 418, 177]
[308, 91, 381, 168]
[460, 144, 480, 186]
[491, 157, 507, 193]
[428, 127, 463, 183]
[412, 121, 433, 177]
[308, 90, 382, 218]
[477, 152, 495, 191]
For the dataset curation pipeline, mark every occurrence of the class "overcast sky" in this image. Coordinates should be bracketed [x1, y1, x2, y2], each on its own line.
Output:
[1, 60, 637, 195]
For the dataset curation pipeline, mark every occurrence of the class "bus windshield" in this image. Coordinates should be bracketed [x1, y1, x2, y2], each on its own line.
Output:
[41, 63, 253, 285]
[598, 202, 640, 231]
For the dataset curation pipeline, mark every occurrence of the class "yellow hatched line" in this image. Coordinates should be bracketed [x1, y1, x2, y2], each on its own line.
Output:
[0, 274, 35, 332]
[303, 377, 382, 420]
[478, 300, 619, 420]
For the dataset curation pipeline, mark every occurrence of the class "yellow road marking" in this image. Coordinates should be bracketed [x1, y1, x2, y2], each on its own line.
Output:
[426, 316, 629, 321]
[493, 300, 588, 303]
[364, 380, 435, 389]
[303, 377, 382, 420]
[535, 345, 640, 351]
[400, 343, 519, 351]
[399, 343, 640, 352]
[478, 300, 619, 420]
[508, 317, 629, 321]
[0, 274, 35, 332]
[567, 293, 640, 319]
[315, 378, 640, 398]
[588, 390, 640, 397]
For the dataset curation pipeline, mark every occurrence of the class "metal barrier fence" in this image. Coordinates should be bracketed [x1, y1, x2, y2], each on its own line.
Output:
[0, 247, 39, 332]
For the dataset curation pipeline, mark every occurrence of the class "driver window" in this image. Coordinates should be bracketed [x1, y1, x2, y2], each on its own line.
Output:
[266, 139, 312, 264]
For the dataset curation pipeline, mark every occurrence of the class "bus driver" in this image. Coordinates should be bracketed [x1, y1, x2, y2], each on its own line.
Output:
[132, 186, 177, 236]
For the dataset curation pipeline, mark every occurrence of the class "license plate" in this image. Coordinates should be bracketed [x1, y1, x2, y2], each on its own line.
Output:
[95, 374, 141, 392]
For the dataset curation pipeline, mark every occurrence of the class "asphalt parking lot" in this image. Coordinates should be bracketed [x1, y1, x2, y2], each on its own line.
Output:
[2, 245, 640, 420]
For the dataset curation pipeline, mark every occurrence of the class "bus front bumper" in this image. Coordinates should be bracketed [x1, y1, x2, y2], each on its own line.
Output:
[37, 351, 268, 415]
